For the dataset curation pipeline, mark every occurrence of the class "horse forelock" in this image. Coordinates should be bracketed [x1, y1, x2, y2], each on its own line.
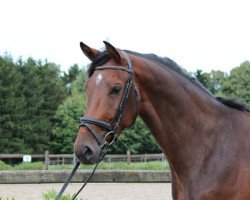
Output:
[87, 51, 111, 77]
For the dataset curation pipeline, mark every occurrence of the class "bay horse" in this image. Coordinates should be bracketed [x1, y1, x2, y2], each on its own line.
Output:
[74, 41, 250, 200]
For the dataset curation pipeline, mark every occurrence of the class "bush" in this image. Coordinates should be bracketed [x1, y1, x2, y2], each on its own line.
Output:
[0, 161, 11, 170]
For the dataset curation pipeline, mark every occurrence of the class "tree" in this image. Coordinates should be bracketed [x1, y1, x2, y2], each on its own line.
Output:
[0, 55, 67, 153]
[50, 70, 87, 153]
[0, 55, 27, 153]
[22, 60, 66, 153]
[193, 69, 228, 95]
[221, 61, 250, 106]
[50, 91, 86, 153]
[194, 69, 214, 93]
[71, 68, 87, 93]
[208, 70, 228, 95]
[18, 58, 45, 152]
[61, 64, 82, 94]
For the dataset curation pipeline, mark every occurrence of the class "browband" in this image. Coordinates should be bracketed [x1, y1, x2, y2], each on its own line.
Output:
[95, 66, 133, 73]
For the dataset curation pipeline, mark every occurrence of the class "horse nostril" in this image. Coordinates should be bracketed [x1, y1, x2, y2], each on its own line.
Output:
[83, 146, 93, 159]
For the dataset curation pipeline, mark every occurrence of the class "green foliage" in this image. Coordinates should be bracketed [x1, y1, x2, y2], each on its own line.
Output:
[25, 61, 66, 153]
[93, 161, 169, 170]
[0, 55, 66, 154]
[0, 56, 27, 153]
[13, 161, 44, 170]
[50, 70, 86, 153]
[50, 91, 86, 153]
[61, 64, 84, 94]
[46, 161, 169, 170]
[194, 69, 214, 93]
[208, 70, 228, 95]
[0, 161, 11, 170]
[221, 61, 250, 106]
[194, 61, 250, 108]
[50, 70, 87, 153]
[42, 189, 83, 200]
[0, 160, 169, 170]
[0, 161, 45, 170]
[62, 64, 81, 84]
[71, 69, 87, 93]
[193, 69, 228, 95]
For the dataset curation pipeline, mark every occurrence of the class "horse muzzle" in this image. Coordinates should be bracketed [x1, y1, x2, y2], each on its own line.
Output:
[74, 129, 103, 164]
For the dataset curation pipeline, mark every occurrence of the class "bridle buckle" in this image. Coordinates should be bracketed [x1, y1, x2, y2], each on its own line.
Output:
[100, 131, 116, 148]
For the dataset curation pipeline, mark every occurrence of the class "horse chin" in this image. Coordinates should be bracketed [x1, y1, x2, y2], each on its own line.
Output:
[75, 146, 103, 165]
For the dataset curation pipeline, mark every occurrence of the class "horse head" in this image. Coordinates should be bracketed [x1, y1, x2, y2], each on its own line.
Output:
[74, 41, 141, 164]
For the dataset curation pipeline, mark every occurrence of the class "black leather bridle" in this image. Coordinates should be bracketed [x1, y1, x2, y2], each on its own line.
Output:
[56, 51, 140, 200]
[79, 51, 136, 148]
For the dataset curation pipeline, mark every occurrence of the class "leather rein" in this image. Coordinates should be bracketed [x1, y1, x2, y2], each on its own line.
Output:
[55, 51, 139, 200]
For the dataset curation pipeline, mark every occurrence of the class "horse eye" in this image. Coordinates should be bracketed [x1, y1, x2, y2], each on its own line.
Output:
[110, 86, 122, 95]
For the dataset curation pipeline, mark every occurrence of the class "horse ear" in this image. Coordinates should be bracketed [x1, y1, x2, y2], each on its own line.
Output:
[103, 41, 121, 63]
[80, 42, 99, 61]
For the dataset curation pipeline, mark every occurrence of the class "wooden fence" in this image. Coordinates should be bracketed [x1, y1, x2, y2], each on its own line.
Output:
[0, 151, 167, 170]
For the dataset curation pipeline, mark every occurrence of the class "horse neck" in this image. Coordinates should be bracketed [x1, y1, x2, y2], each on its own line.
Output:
[133, 57, 224, 176]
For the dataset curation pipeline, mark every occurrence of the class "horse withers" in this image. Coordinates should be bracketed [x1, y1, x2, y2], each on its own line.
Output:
[74, 41, 250, 200]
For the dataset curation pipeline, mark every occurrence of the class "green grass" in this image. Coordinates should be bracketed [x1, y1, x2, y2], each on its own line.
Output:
[42, 189, 83, 200]
[0, 161, 11, 170]
[13, 161, 44, 170]
[0, 161, 44, 170]
[0, 160, 169, 170]
[50, 161, 169, 170]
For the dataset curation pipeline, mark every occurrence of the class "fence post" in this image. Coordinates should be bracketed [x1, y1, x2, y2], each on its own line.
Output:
[45, 150, 49, 170]
[127, 150, 131, 165]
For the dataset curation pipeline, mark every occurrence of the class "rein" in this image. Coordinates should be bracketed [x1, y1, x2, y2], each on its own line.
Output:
[55, 150, 107, 200]
[55, 51, 138, 200]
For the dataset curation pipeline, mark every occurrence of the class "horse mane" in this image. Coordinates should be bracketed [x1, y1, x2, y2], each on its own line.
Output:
[87, 49, 249, 112]
[124, 50, 214, 96]
[216, 97, 250, 112]
[124, 50, 250, 113]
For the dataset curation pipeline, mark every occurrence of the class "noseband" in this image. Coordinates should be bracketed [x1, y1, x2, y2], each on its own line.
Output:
[79, 51, 139, 148]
